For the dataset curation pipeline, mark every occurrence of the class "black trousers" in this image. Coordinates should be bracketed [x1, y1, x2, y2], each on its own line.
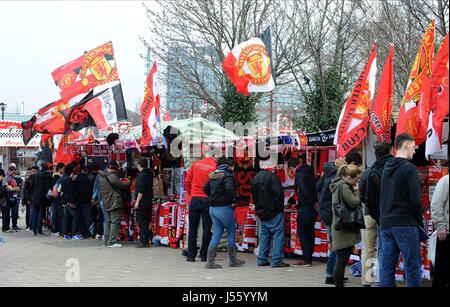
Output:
[188, 197, 212, 259]
[334, 246, 353, 287]
[136, 202, 152, 246]
[297, 207, 317, 263]
[433, 235, 449, 287]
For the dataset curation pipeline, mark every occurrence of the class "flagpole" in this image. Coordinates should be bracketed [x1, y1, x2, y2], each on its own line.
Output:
[269, 90, 273, 123]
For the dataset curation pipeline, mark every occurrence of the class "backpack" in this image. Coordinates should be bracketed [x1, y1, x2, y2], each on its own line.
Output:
[365, 165, 383, 222]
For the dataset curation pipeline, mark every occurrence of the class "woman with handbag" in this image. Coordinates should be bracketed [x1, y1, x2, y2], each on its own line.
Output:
[329, 164, 363, 287]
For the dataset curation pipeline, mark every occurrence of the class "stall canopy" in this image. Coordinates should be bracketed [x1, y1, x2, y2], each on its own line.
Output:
[0, 121, 40, 147]
[132, 117, 239, 144]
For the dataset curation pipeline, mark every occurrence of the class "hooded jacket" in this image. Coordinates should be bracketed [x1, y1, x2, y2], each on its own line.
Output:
[60, 173, 77, 205]
[203, 164, 237, 207]
[316, 162, 336, 227]
[251, 169, 284, 221]
[379, 157, 423, 229]
[295, 164, 317, 208]
[75, 173, 92, 204]
[330, 177, 362, 251]
[98, 170, 131, 211]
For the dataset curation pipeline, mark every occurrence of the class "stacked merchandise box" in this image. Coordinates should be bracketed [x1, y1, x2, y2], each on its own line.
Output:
[234, 206, 258, 252]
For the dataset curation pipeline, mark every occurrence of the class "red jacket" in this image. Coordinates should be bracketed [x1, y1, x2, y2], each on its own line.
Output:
[185, 157, 216, 198]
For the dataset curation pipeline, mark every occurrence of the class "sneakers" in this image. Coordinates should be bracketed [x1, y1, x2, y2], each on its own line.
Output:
[95, 234, 102, 240]
[12, 226, 21, 231]
[136, 243, 150, 248]
[63, 235, 72, 240]
[107, 243, 122, 248]
[51, 232, 60, 237]
[257, 262, 271, 267]
[72, 235, 84, 240]
[26, 228, 32, 232]
[271, 262, 290, 268]
[325, 277, 335, 285]
[294, 260, 312, 267]
[2, 229, 14, 233]
[186, 257, 195, 262]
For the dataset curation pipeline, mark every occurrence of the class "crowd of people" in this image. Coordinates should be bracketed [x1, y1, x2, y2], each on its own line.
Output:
[0, 133, 448, 287]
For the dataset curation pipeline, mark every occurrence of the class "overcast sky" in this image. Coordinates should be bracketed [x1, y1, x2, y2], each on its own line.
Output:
[0, 1, 157, 115]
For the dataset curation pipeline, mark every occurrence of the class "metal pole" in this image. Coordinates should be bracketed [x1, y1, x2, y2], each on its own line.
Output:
[269, 91, 273, 123]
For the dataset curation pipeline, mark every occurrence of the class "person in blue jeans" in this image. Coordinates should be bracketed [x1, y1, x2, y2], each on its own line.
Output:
[251, 158, 290, 268]
[379, 133, 424, 287]
[203, 157, 245, 269]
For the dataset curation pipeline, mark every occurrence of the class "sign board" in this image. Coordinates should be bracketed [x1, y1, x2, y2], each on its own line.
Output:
[85, 145, 110, 157]
[17, 149, 38, 158]
[0, 121, 40, 147]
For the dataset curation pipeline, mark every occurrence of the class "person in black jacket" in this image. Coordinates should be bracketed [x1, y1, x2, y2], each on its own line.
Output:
[379, 133, 423, 287]
[50, 163, 65, 237]
[21, 166, 38, 231]
[203, 157, 245, 269]
[359, 141, 392, 287]
[75, 165, 95, 238]
[134, 158, 154, 248]
[251, 158, 289, 268]
[30, 162, 53, 236]
[293, 158, 317, 266]
[61, 162, 81, 240]
[316, 161, 338, 283]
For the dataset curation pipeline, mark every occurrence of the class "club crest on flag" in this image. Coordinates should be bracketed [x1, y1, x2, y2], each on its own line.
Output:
[237, 44, 272, 85]
[60, 71, 77, 89]
[80, 42, 117, 87]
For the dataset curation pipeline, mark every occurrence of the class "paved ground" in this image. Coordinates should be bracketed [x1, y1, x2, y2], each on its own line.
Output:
[1, 215, 426, 287]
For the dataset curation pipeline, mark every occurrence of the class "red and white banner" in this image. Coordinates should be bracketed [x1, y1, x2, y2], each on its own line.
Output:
[223, 37, 275, 96]
[425, 33, 449, 159]
[140, 61, 160, 146]
[34, 99, 70, 135]
[396, 20, 435, 140]
[1, 121, 40, 147]
[369, 45, 394, 143]
[335, 45, 377, 157]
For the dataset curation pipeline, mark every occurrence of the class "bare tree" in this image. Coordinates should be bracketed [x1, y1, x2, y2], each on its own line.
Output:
[140, 0, 309, 119]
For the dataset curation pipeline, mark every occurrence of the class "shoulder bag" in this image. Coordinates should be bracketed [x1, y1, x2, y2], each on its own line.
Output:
[333, 184, 365, 231]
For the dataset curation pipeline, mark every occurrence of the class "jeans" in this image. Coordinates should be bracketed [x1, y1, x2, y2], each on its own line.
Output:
[1, 201, 11, 231]
[51, 201, 63, 234]
[63, 206, 79, 236]
[188, 197, 212, 259]
[78, 203, 95, 237]
[257, 212, 285, 266]
[9, 198, 19, 228]
[379, 226, 422, 287]
[297, 207, 317, 263]
[31, 205, 44, 234]
[209, 206, 236, 249]
[334, 246, 353, 287]
[97, 201, 105, 236]
[136, 202, 152, 246]
[325, 226, 337, 278]
[104, 209, 122, 246]
[25, 203, 32, 229]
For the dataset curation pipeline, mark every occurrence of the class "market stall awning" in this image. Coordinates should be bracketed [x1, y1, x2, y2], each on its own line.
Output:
[130, 117, 239, 144]
[0, 121, 40, 147]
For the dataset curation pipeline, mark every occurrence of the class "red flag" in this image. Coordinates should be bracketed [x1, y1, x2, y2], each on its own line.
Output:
[21, 116, 37, 146]
[223, 37, 275, 96]
[52, 42, 120, 103]
[425, 34, 449, 158]
[396, 20, 435, 140]
[369, 45, 394, 143]
[140, 62, 160, 146]
[334, 45, 377, 157]
[34, 99, 70, 135]
[54, 132, 82, 165]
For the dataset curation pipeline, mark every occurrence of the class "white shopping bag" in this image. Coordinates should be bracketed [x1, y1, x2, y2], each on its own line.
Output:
[428, 231, 438, 265]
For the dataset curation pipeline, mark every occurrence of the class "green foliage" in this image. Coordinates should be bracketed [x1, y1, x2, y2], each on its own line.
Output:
[220, 79, 260, 126]
[293, 67, 350, 132]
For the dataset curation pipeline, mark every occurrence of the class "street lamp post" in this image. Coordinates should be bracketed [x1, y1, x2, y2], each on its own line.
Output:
[0, 102, 6, 120]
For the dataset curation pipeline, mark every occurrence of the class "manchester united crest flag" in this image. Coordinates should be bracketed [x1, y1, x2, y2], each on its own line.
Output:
[223, 37, 275, 96]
